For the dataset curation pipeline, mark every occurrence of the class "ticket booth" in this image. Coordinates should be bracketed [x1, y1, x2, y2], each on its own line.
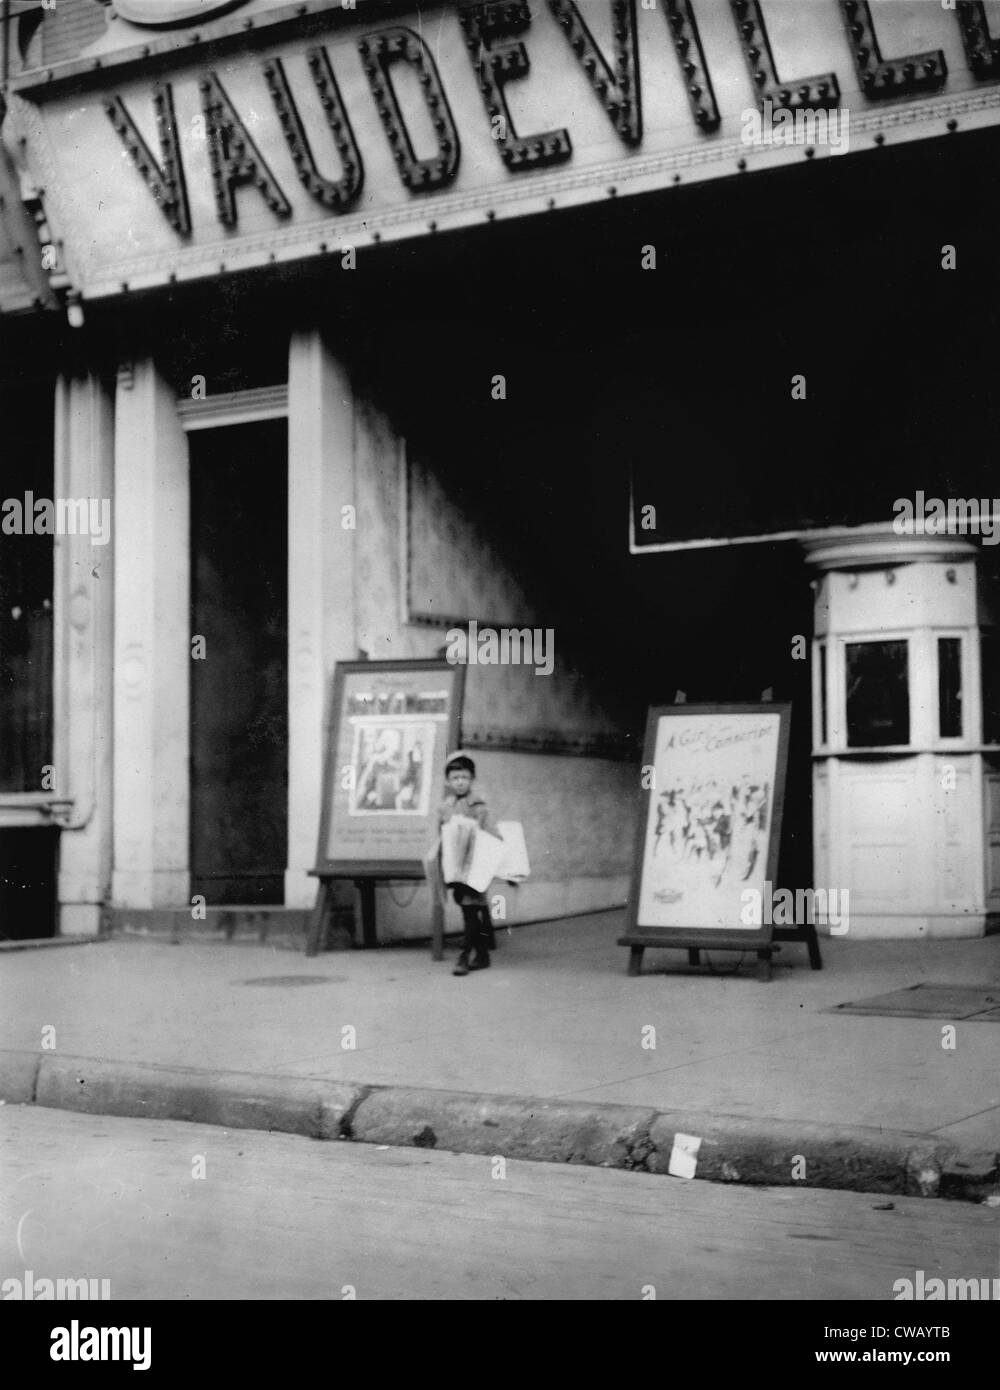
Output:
[807, 526, 999, 938]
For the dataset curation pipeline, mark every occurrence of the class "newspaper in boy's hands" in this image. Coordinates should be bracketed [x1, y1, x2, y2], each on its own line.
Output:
[440, 815, 508, 894]
[440, 814, 477, 887]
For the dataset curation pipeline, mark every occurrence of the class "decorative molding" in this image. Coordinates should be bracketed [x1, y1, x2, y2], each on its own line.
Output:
[634, 517, 994, 558]
[0, 794, 75, 827]
[814, 747, 1000, 757]
[802, 526, 980, 571]
[177, 383, 288, 428]
[407, 611, 524, 631]
[463, 726, 638, 761]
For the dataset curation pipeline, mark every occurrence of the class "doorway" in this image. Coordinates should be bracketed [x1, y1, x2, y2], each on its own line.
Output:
[985, 761, 1000, 916]
[189, 419, 288, 904]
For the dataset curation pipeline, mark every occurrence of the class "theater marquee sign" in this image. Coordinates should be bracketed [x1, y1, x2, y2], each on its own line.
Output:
[6, 0, 1000, 299]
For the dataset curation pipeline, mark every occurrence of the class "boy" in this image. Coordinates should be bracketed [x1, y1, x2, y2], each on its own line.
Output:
[439, 751, 496, 976]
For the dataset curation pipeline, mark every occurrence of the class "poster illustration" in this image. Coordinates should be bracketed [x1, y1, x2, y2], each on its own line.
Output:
[349, 721, 436, 817]
[315, 660, 465, 875]
[634, 707, 789, 931]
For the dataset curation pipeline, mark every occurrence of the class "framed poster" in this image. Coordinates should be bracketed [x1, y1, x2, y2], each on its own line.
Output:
[314, 659, 465, 877]
[623, 703, 791, 951]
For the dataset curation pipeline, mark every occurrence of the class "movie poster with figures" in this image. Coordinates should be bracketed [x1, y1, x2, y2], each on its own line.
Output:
[629, 704, 791, 940]
[315, 660, 465, 876]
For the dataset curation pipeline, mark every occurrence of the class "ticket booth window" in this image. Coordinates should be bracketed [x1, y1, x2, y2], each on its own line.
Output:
[846, 640, 909, 748]
[937, 637, 962, 739]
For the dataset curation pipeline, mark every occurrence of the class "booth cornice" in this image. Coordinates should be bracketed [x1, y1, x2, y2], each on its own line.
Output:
[801, 524, 980, 571]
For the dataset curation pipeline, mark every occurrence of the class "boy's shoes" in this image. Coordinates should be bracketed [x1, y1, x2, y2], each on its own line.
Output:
[452, 950, 490, 975]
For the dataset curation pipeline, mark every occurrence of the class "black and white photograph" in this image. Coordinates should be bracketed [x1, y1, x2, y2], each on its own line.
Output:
[0, 0, 998, 1355]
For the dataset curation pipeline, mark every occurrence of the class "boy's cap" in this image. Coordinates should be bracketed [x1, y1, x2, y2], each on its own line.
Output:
[444, 750, 476, 776]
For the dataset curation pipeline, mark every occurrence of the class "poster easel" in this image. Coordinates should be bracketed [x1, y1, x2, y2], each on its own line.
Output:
[304, 658, 464, 959]
[619, 927, 821, 982]
[618, 701, 820, 980]
[305, 870, 446, 959]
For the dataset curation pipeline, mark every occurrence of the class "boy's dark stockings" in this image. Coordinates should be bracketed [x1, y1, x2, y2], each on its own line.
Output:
[453, 905, 492, 976]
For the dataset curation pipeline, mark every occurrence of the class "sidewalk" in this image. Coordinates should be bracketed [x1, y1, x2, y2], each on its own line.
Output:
[1, 911, 998, 1200]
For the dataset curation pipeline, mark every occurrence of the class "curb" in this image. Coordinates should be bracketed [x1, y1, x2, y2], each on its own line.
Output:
[0, 1050, 996, 1203]
[0, 936, 108, 952]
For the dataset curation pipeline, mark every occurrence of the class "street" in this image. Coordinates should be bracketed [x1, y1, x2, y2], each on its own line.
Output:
[1, 1106, 996, 1301]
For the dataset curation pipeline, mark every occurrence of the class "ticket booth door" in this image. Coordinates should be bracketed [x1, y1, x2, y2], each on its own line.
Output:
[985, 764, 1000, 916]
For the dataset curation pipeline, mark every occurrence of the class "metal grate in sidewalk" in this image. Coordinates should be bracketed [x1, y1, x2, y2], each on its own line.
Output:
[829, 983, 1000, 1021]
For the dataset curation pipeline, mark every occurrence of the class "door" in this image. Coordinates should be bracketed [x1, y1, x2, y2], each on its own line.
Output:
[985, 762, 1000, 914]
[189, 419, 288, 904]
[0, 378, 56, 938]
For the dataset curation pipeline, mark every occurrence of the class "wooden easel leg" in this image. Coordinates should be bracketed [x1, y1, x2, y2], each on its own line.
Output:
[627, 946, 644, 977]
[805, 923, 823, 970]
[756, 949, 772, 983]
[358, 879, 378, 949]
[431, 899, 444, 962]
[305, 881, 329, 958]
[687, 949, 701, 966]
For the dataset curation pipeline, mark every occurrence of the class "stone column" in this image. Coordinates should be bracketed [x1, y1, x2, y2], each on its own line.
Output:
[52, 373, 115, 935]
[111, 359, 190, 907]
[285, 331, 357, 907]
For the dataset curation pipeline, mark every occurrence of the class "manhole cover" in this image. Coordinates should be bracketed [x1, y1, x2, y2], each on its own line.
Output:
[238, 976, 345, 987]
[829, 984, 1000, 1020]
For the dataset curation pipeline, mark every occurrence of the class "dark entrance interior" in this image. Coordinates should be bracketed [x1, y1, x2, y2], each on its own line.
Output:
[0, 828, 58, 941]
[190, 419, 288, 904]
[0, 376, 56, 938]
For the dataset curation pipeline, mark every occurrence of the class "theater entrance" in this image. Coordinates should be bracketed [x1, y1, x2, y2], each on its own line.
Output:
[189, 418, 288, 905]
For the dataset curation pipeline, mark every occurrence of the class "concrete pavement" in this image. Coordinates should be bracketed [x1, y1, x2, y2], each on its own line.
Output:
[6, 1106, 998, 1300]
[1, 910, 998, 1200]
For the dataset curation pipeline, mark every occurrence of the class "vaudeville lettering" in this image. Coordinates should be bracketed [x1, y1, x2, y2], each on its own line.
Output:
[105, 0, 993, 235]
[838, 0, 944, 97]
[263, 48, 363, 211]
[549, 0, 641, 145]
[956, 0, 1000, 79]
[104, 84, 190, 235]
[458, 0, 572, 170]
[201, 70, 292, 225]
[731, 0, 838, 111]
[359, 28, 460, 190]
